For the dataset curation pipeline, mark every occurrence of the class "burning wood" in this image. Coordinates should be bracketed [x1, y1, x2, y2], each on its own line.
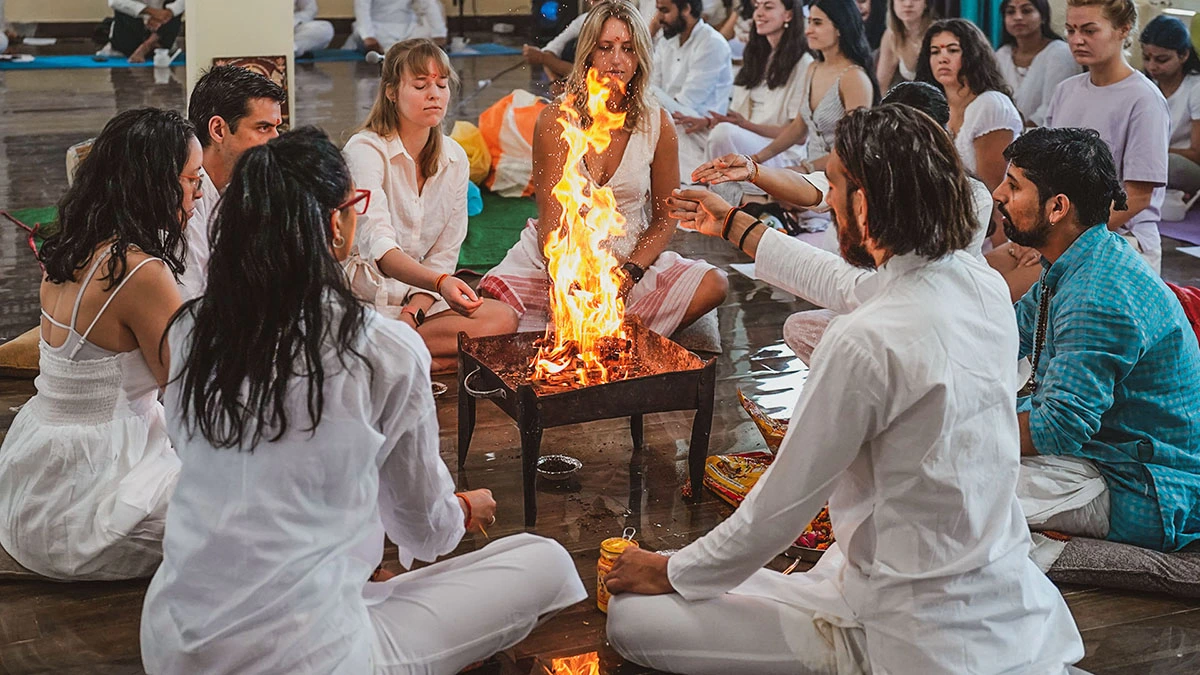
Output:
[545, 651, 600, 675]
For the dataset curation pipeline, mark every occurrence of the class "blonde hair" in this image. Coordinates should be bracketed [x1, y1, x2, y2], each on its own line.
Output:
[1066, 0, 1138, 39]
[360, 39, 460, 179]
[888, 0, 935, 44]
[564, 0, 655, 132]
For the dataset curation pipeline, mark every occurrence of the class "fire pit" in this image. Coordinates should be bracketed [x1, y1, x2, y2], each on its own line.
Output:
[456, 317, 716, 526]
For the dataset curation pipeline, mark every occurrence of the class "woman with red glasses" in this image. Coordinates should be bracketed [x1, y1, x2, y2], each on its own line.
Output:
[343, 38, 518, 372]
[0, 108, 199, 580]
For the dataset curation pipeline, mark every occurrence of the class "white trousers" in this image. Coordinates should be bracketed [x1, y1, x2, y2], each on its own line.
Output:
[677, 125, 710, 185]
[707, 122, 806, 195]
[346, 19, 441, 52]
[1018, 455, 1110, 539]
[365, 533, 587, 674]
[295, 20, 335, 55]
[607, 567, 869, 675]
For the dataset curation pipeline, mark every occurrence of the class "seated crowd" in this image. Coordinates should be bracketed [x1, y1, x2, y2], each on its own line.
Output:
[0, 0, 1197, 672]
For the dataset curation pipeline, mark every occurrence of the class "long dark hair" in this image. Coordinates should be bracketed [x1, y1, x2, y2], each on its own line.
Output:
[736, 0, 809, 89]
[864, 0, 888, 50]
[999, 0, 1063, 48]
[1141, 14, 1200, 78]
[916, 18, 1013, 98]
[171, 127, 369, 450]
[811, 0, 881, 103]
[40, 108, 193, 289]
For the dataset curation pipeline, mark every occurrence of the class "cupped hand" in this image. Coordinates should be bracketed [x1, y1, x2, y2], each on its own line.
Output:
[440, 276, 483, 316]
[707, 110, 748, 128]
[691, 153, 752, 185]
[668, 188, 733, 238]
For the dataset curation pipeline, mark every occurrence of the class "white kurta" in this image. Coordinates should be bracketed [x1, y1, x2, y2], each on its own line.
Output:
[609, 252, 1084, 674]
[177, 169, 219, 302]
[352, 0, 447, 50]
[651, 20, 733, 180]
[342, 130, 469, 318]
[141, 308, 585, 673]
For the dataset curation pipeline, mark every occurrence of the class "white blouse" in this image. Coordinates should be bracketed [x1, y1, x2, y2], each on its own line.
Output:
[996, 40, 1080, 127]
[954, 90, 1022, 173]
[343, 130, 468, 310]
[141, 307, 463, 673]
[729, 53, 815, 127]
[1167, 73, 1200, 149]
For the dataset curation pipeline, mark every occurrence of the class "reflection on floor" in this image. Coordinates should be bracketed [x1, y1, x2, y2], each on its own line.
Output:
[1, 39, 1199, 675]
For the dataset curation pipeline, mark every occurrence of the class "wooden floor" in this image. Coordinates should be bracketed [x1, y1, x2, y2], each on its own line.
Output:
[2, 38, 1200, 674]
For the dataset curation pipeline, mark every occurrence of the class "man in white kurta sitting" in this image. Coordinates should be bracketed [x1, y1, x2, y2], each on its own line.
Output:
[346, 0, 447, 54]
[294, 0, 335, 56]
[603, 104, 1085, 675]
[650, 0, 732, 181]
[179, 66, 286, 300]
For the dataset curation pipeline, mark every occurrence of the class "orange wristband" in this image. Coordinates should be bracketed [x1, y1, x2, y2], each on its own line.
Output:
[455, 492, 472, 528]
[434, 273, 450, 294]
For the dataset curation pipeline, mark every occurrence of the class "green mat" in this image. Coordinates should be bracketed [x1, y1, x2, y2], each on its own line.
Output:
[2, 205, 59, 254]
[457, 191, 537, 275]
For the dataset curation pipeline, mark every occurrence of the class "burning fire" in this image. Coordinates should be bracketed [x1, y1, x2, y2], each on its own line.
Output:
[533, 69, 633, 387]
[548, 651, 601, 675]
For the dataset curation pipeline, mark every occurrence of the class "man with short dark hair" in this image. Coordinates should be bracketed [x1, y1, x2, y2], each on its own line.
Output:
[179, 66, 286, 299]
[104, 0, 184, 63]
[604, 105, 1084, 675]
[651, 0, 731, 182]
[995, 127, 1200, 552]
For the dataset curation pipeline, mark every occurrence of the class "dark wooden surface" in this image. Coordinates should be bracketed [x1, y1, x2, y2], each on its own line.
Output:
[1, 39, 1199, 675]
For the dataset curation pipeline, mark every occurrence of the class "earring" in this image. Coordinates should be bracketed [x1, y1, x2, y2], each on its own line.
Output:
[332, 234, 345, 249]
[784, 21, 789, 28]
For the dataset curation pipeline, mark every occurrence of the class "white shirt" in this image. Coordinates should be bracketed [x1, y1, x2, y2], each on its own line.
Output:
[141, 307, 463, 674]
[109, 0, 185, 19]
[1167, 73, 1200, 149]
[294, 0, 318, 24]
[667, 251, 1084, 674]
[543, 13, 587, 57]
[995, 40, 1080, 127]
[650, 20, 733, 118]
[343, 130, 469, 307]
[729, 53, 814, 127]
[177, 170, 219, 302]
[953, 90, 1022, 174]
[354, 0, 447, 41]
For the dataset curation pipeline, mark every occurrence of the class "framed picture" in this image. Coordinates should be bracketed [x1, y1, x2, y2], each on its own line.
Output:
[212, 55, 290, 129]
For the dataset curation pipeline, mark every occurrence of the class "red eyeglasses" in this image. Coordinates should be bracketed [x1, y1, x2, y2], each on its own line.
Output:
[337, 189, 371, 215]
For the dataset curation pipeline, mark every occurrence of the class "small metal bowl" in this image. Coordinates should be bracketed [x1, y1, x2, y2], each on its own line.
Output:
[536, 454, 583, 482]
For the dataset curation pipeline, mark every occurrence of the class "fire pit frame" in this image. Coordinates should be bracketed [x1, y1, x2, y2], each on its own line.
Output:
[456, 321, 717, 527]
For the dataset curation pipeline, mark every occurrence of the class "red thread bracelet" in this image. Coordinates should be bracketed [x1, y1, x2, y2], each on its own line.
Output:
[455, 492, 472, 528]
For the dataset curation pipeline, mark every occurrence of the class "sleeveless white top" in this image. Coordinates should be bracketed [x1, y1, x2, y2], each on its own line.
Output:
[579, 101, 662, 260]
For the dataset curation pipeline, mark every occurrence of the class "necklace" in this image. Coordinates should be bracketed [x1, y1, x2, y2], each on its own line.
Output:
[1018, 270, 1054, 398]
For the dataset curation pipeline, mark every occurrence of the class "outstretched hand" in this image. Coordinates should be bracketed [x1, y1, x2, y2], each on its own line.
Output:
[604, 547, 675, 596]
[691, 153, 752, 186]
[668, 188, 733, 238]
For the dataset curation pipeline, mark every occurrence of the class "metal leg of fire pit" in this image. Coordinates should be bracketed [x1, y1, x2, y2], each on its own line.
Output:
[630, 414, 644, 451]
[456, 351, 476, 469]
[518, 386, 543, 527]
[686, 360, 718, 500]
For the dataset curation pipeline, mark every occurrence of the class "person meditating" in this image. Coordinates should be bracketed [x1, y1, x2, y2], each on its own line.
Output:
[0, 108, 199, 580]
[343, 39, 518, 372]
[140, 128, 585, 674]
[480, 0, 728, 337]
[993, 127, 1200, 551]
[603, 104, 1084, 674]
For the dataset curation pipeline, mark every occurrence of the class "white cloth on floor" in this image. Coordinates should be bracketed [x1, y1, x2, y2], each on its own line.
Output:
[651, 20, 732, 180]
[177, 169, 220, 302]
[609, 251, 1084, 674]
[350, 0, 447, 50]
[294, 0, 334, 54]
[1019, 455, 1111, 539]
[141, 307, 585, 673]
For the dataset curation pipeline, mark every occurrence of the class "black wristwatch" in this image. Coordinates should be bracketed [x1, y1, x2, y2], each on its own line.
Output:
[401, 306, 426, 327]
[621, 261, 646, 284]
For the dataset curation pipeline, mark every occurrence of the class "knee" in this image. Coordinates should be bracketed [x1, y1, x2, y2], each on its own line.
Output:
[606, 594, 665, 661]
[478, 299, 519, 335]
[699, 269, 729, 309]
[505, 533, 581, 592]
[706, 122, 737, 156]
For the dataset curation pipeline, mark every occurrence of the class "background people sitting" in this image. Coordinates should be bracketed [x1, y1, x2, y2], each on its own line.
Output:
[875, 0, 933, 87]
[346, 0, 448, 54]
[103, 0, 184, 63]
[995, 0, 1080, 127]
[294, 0, 336, 56]
[1141, 14, 1200, 196]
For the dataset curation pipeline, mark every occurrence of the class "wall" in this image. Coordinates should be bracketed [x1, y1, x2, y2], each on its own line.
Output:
[6, 0, 535, 23]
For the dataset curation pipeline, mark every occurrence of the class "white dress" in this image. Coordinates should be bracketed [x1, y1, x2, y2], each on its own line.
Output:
[479, 103, 717, 336]
[953, 90, 1022, 173]
[706, 53, 814, 170]
[0, 253, 180, 580]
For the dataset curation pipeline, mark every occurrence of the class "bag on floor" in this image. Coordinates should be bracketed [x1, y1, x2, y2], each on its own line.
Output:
[479, 90, 548, 198]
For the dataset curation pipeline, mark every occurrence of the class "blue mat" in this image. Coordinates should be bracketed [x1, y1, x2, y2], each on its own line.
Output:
[0, 43, 520, 71]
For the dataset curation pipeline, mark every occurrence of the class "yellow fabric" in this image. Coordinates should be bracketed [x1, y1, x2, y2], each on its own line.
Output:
[450, 121, 492, 185]
[0, 327, 40, 378]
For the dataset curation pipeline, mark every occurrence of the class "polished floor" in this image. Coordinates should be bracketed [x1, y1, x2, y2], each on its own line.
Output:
[1, 41, 1200, 675]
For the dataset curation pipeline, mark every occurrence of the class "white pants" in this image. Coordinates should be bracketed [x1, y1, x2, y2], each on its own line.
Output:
[677, 125, 710, 185]
[366, 533, 586, 674]
[295, 20, 335, 55]
[0, 32, 8, 54]
[346, 19, 441, 52]
[607, 568, 869, 675]
[1018, 455, 1110, 539]
[707, 123, 806, 196]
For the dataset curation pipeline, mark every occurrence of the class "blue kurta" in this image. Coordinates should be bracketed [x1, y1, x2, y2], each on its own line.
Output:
[1016, 225, 1200, 551]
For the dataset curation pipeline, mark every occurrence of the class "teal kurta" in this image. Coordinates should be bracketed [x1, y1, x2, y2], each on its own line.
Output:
[1016, 225, 1200, 551]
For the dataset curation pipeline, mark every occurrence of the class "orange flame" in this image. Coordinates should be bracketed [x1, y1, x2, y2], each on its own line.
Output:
[549, 651, 601, 675]
[533, 69, 630, 386]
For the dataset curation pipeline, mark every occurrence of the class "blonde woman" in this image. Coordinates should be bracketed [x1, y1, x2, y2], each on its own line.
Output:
[875, 0, 933, 87]
[480, 0, 728, 337]
[343, 39, 517, 372]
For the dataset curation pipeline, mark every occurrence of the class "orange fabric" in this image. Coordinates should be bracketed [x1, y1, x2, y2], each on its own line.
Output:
[478, 91, 548, 197]
[478, 92, 513, 183]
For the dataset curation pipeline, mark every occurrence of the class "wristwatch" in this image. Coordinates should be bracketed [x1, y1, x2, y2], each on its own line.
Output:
[621, 261, 646, 284]
[401, 306, 426, 327]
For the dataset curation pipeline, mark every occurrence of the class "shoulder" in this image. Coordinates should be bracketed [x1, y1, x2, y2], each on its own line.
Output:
[841, 66, 874, 93]
[360, 309, 433, 376]
[441, 134, 469, 168]
[968, 91, 1021, 125]
[1037, 39, 1072, 62]
[1126, 71, 1169, 105]
[1054, 71, 1090, 95]
[345, 129, 386, 151]
[343, 130, 390, 165]
[697, 21, 729, 48]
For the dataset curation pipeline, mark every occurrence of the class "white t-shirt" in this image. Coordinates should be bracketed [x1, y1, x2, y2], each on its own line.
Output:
[729, 53, 814, 127]
[543, 13, 586, 57]
[995, 40, 1080, 127]
[1166, 72, 1200, 149]
[1047, 71, 1170, 256]
[953, 90, 1023, 174]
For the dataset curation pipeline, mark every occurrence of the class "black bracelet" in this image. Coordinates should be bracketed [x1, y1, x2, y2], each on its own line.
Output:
[721, 207, 742, 241]
[737, 220, 762, 251]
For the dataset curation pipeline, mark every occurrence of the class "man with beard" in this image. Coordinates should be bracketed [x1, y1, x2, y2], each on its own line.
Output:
[650, 0, 732, 182]
[994, 127, 1200, 552]
[603, 105, 1085, 675]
